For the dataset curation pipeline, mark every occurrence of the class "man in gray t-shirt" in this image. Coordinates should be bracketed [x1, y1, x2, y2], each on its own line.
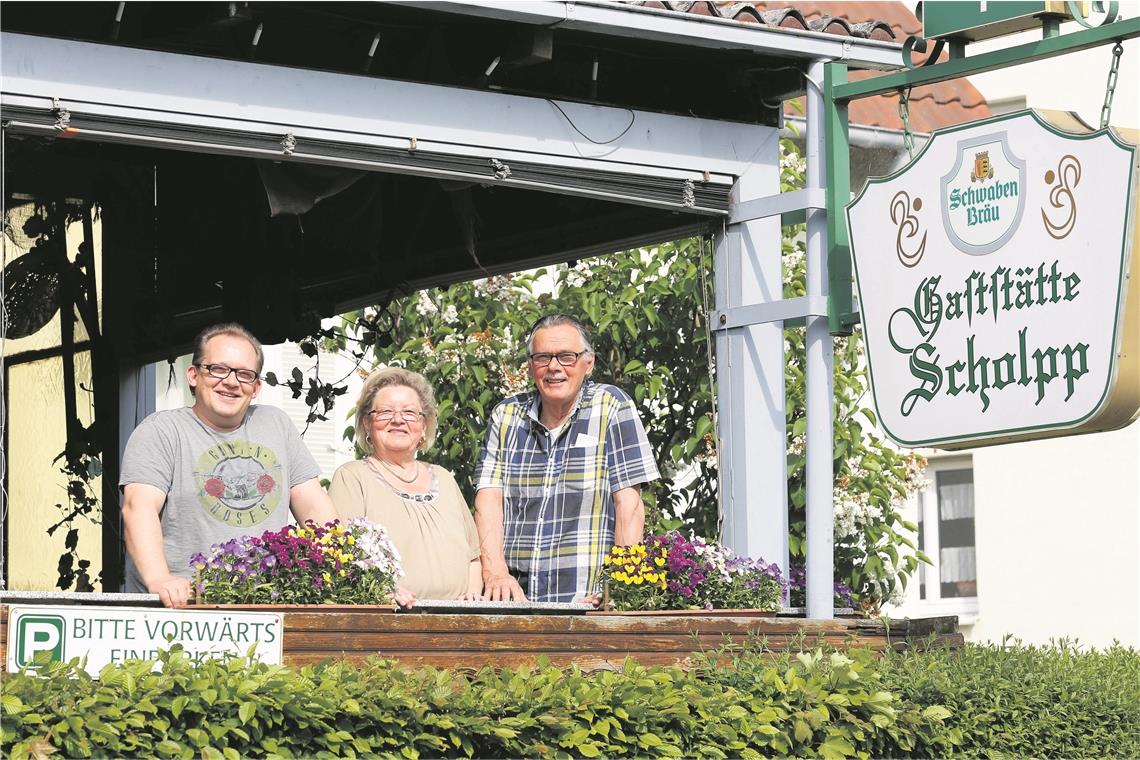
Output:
[119, 323, 338, 607]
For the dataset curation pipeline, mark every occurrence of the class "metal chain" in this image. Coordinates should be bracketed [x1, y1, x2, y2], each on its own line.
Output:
[1100, 42, 1124, 129]
[898, 87, 915, 159]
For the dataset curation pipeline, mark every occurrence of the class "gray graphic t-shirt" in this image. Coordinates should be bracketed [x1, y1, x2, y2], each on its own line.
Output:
[119, 405, 321, 592]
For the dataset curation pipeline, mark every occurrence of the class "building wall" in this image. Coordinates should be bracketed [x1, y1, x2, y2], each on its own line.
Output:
[970, 425, 1140, 647]
[3, 208, 103, 591]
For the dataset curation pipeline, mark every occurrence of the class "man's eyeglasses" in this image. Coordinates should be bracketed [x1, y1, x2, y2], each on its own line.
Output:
[528, 350, 590, 367]
[369, 409, 426, 423]
[196, 363, 260, 384]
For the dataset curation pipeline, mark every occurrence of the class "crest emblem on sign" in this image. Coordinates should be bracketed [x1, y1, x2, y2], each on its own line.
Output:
[970, 151, 993, 182]
[940, 132, 1026, 255]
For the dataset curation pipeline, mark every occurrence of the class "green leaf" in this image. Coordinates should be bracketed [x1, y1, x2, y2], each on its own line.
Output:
[819, 737, 855, 760]
[239, 702, 255, 724]
[639, 732, 663, 748]
[155, 740, 182, 757]
[923, 705, 952, 721]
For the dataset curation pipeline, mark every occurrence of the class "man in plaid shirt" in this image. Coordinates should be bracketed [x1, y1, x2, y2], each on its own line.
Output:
[474, 314, 660, 603]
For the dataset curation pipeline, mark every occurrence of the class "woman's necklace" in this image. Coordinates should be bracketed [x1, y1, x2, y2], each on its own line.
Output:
[373, 456, 419, 484]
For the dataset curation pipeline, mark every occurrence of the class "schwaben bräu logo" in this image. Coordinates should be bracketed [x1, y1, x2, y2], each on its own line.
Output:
[941, 132, 1026, 255]
[889, 262, 1088, 416]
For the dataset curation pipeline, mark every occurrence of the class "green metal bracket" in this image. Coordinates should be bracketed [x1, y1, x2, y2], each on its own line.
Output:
[834, 16, 1140, 102]
[822, 14, 1138, 336]
[823, 61, 853, 337]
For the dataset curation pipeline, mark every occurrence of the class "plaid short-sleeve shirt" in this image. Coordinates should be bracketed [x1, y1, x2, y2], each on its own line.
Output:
[475, 381, 660, 602]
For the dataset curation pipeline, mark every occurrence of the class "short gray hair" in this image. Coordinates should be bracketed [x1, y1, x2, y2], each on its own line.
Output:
[525, 314, 594, 354]
[354, 367, 439, 455]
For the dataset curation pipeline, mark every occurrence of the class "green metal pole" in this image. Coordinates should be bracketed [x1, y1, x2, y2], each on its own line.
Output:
[824, 61, 854, 336]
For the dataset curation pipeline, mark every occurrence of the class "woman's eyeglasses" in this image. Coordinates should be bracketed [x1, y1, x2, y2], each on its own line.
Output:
[369, 409, 426, 423]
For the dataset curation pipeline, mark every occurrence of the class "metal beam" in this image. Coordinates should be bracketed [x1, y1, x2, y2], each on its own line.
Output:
[711, 296, 828, 330]
[804, 59, 836, 620]
[714, 128, 789, 581]
[1, 33, 752, 190]
[405, 0, 905, 70]
[834, 16, 1140, 101]
[824, 62, 854, 336]
[729, 188, 825, 226]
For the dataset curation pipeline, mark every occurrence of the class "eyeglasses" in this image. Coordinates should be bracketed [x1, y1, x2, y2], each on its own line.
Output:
[528, 350, 590, 367]
[369, 409, 426, 424]
[195, 363, 259, 384]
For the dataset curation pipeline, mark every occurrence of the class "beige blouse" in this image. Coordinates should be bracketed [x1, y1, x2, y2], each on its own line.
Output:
[328, 460, 480, 599]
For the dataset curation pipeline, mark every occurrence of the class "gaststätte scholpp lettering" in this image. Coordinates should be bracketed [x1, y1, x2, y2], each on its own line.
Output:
[891, 260, 1089, 415]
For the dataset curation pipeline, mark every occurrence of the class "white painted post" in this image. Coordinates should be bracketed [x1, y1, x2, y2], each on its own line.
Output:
[714, 129, 789, 576]
[805, 60, 836, 619]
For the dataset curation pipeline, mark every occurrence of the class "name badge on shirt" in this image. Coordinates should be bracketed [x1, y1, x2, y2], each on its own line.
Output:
[571, 434, 598, 447]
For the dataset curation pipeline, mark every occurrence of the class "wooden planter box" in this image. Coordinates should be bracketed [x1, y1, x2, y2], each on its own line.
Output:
[1, 603, 961, 672]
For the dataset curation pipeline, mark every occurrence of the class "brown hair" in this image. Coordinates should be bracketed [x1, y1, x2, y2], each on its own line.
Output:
[191, 322, 265, 373]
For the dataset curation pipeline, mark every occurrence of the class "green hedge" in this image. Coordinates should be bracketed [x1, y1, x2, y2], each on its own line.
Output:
[2, 640, 1136, 758]
[877, 638, 1140, 758]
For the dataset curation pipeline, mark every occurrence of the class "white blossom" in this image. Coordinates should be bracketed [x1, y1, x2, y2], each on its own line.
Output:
[414, 291, 438, 317]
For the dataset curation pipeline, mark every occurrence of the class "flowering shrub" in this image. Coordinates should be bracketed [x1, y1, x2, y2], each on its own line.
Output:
[192, 518, 402, 605]
[602, 532, 785, 611]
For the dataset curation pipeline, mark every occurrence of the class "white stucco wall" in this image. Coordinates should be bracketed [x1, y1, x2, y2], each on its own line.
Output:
[970, 425, 1140, 647]
[967, 20, 1139, 129]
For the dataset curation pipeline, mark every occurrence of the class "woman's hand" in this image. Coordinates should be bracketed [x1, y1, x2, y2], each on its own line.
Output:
[457, 559, 483, 601]
[453, 558, 481, 601]
[393, 585, 416, 609]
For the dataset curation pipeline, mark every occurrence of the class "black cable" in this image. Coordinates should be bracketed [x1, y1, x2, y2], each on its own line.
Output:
[546, 99, 636, 145]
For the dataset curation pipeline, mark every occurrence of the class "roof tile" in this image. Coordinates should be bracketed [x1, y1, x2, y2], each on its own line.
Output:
[628, 1, 992, 132]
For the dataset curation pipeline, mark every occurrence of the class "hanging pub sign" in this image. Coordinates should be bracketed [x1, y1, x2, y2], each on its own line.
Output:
[847, 110, 1139, 449]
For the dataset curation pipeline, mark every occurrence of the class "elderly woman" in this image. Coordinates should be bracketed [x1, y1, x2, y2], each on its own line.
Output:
[329, 368, 481, 606]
